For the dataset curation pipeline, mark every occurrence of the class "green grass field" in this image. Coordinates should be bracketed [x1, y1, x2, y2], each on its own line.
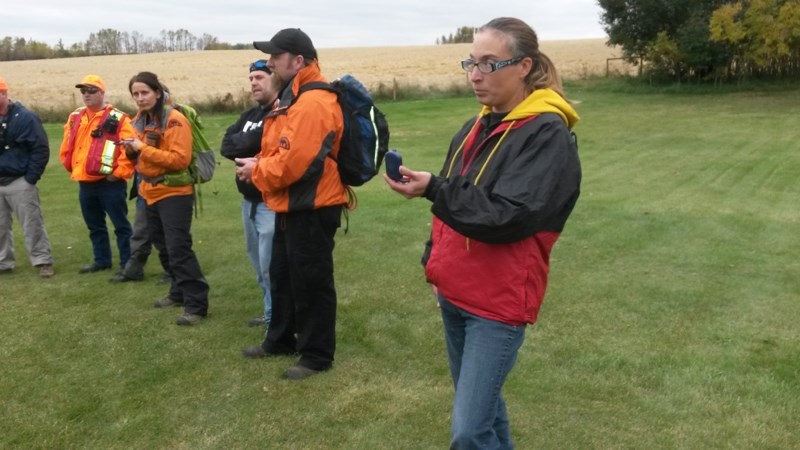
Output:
[2, 82, 799, 449]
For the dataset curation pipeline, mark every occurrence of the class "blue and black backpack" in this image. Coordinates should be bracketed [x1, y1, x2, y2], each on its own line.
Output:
[298, 75, 390, 187]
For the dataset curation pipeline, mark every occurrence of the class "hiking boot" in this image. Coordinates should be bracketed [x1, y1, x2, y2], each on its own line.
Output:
[79, 263, 111, 274]
[283, 364, 325, 380]
[176, 313, 204, 326]
[153, 296, 183, 308]
[241, 345, 272, 358]
[36, 264, 54, 278]
[247, 316, 268, 327]
[110, 271, 142, 283]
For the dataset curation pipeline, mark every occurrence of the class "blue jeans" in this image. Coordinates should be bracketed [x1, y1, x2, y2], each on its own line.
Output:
[439, 296, 526, 450]
[78, 179, 132, 268]
[242, 200, 275, 321]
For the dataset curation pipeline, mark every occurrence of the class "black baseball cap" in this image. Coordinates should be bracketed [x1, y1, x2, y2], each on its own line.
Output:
[253, 28, 317, 60]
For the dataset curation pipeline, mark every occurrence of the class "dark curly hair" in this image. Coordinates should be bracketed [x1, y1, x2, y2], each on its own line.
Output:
[128, 71, 166, 121]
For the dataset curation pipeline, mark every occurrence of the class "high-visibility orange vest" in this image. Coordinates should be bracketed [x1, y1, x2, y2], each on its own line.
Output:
[63, 106, 128, 176]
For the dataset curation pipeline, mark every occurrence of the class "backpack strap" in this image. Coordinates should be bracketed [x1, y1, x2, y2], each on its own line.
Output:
[160, 105, 175, 132]
[296, 81, 337, 100]
[295, 82, 343, 164]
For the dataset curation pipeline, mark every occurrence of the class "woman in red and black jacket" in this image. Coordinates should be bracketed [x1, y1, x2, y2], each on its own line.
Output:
[385, 17, 581, 450]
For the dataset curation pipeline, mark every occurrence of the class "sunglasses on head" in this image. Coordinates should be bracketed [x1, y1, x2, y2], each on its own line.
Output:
[249, 60, 271, 74]
[80, 87, 100, 95]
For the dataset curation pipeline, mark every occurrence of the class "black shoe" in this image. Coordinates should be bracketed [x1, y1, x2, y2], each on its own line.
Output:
[79, 263, 112, 274]
[283, 364, 325, 380]
[110, 271, 143, 283]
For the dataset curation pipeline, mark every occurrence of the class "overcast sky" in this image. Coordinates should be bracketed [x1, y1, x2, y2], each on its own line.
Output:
[5, 0, 607, 49]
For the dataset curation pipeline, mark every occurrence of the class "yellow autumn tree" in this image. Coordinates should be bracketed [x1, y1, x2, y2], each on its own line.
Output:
[710, 0, 800, 78]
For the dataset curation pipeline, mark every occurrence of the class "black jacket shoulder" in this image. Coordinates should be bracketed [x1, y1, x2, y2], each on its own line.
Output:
[426, 112, 581, 244]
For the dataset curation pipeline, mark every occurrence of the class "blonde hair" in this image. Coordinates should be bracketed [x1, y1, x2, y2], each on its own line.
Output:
[478, 17, 565, 99]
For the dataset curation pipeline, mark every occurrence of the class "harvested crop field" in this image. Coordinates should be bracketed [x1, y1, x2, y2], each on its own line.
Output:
[0, 39, 628, 110]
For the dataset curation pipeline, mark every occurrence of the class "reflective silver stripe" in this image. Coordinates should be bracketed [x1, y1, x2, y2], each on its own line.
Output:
[370, 106, 379, 167]
[99, 140, 116, 174]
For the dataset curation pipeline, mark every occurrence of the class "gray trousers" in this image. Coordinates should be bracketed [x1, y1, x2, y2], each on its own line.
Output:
[0, 177, 54, 269]
[121, 200, 151, 277]
[120, 198, 170, 279]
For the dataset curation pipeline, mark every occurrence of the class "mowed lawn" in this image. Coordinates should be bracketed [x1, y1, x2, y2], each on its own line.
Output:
[1, 83, 799, 449]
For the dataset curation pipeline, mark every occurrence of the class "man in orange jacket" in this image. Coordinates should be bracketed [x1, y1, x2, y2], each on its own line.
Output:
[60, 74, 136, 274]
[237, 28, 346, 380]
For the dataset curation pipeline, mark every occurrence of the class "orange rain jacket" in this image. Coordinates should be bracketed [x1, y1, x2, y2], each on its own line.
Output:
[59, 104, 136, 182]
[132, 107, 194, 205]
[251, 61, 346, 212]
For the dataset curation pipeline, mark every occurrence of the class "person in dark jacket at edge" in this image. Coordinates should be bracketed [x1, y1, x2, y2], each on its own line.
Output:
[0, 76, 55, 277]
[384, 17, 582, 450]
[220, 60, 278, 329]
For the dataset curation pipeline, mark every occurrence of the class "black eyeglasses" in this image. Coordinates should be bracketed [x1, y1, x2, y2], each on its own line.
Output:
[80, 87, 100, 95]
[461, 57, 524, 74]
[249, 60, 272, 74]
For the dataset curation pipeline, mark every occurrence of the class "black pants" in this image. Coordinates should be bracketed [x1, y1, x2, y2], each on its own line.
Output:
[262, 205, 341, 371]
[146, 194, 209, 316]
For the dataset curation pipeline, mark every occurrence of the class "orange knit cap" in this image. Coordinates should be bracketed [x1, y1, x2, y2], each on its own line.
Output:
[0, 77, 8, 91]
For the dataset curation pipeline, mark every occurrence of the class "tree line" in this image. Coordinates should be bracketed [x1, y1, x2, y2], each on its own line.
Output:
[599, 0, 800, 81]
[4, 25, 478, 60]
[0, 28, 250, 61]
[436, 27, 478, 45]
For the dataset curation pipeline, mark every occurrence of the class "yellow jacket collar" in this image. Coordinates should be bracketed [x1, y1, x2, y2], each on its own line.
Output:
[479, 88, 580, 129]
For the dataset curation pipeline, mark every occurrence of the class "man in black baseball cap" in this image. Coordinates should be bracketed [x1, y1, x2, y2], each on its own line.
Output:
[253, 28, 317, 60]
[240, 26, 346, 382]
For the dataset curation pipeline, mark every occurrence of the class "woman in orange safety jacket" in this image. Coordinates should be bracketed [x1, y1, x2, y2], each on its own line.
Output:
[121, 71, 209, 326]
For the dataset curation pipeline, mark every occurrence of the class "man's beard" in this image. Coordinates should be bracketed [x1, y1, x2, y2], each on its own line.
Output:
[272, 72, 291, 95]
